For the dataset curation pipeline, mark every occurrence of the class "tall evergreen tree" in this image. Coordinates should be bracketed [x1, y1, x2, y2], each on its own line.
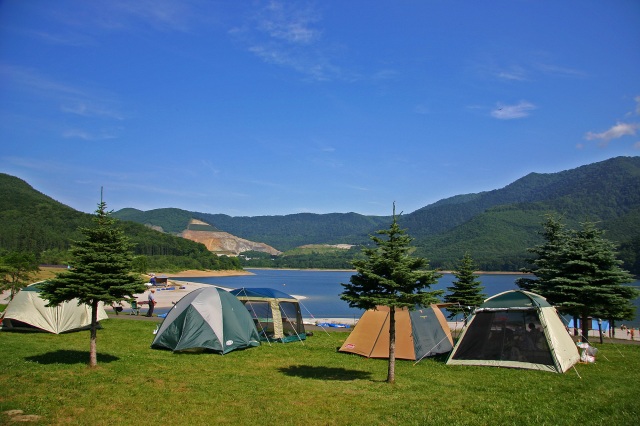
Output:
[517, 216, 638, 342]
[40, 198, 146, 367]
[444, 253, 485, 320]
[341, 205, 442, 383]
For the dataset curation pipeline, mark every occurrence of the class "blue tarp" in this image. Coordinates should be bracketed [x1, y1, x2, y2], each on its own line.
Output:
[230, 287, 296, 300]
[567, 318, 610, 332]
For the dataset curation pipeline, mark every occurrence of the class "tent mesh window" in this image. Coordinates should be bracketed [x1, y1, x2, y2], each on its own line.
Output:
[452, 310, 553, 365]
[279, 301, 304, 337]
[242, 301, 275, 339]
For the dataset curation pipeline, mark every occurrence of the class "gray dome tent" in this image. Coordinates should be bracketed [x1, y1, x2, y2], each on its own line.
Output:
[447, 290, 580, 373]
[151, 287, 260, 354]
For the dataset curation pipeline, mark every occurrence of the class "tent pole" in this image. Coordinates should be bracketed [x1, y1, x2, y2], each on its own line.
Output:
[237, 289, 273, 346]
[298, 300, 331, 336]
[413, 335, 450, 366]
[277, 299, 305, 345]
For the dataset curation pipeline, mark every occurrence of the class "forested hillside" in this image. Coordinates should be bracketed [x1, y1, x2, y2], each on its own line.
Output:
[112, 156, 640, 274]
[410, 157, 640, 270]
[4, 156, 640, 274]
[0, 174, 240, 272]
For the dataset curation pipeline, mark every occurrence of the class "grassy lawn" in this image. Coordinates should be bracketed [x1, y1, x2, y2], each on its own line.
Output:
[1, 319, 639, 425]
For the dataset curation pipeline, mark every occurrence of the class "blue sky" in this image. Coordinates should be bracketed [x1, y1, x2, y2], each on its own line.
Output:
[1, 1, 639, 217]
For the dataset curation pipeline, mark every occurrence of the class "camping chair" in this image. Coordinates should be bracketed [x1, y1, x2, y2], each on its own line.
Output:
[129, 300, 140, 316]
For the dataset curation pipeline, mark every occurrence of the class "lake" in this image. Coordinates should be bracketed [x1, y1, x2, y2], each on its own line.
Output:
[172, 269, 640, 327]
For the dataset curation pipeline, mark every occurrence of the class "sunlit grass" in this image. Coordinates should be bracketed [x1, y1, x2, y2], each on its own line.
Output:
[1, 318, 639, 425]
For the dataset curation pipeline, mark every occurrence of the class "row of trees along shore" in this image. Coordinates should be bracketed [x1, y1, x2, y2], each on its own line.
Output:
[1, 201, 638, 378]
[341, 207, 637, 383]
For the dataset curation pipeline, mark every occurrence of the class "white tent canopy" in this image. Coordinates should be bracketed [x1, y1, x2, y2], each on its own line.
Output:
[2, 282, 108, 334]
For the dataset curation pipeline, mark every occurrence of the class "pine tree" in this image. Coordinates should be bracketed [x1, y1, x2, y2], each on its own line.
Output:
[341, 205, 442, 383]
[444, 253, 485, 320]
[40, 198, 146, 367]
[0, 251, 39, 301]
[517, 216, 638, 342]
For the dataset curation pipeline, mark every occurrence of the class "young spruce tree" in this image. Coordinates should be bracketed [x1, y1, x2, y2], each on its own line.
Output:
[517, 215, 638, 342]
[341, 205, 442, 383]
[40, 197, 146, 367]
[0, 251, 39, 301]
[444, 253, 485, 321]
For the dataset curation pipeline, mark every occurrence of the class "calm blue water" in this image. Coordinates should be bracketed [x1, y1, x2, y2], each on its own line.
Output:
[171, 269, 604, 322]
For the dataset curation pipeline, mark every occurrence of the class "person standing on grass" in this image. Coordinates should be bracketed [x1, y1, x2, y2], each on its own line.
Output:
[146, 288, 156, 317]
[631, 328, 635, 341]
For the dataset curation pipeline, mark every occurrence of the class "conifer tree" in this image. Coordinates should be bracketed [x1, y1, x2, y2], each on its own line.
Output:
[341, 205, 442, 383]
[517, 216, 638, 342]
[444, 253, 485, 320]
[0, 251, 39, 301]
[40, 197, 146, 367]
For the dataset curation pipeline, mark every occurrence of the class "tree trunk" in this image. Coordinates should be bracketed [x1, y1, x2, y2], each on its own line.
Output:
[580, 313, 589, 343]
[387, 307, 396, 384]
[597, 319, 603, 344]
[609, 319, 615, 339]
[89, 300, 98, 367]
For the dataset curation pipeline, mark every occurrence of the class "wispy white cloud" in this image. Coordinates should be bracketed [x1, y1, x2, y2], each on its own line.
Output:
[1, 64, 86, 98]
[14, 28, 95, 46]
[61, 102, 124, 120]
[62, 128, 118, 141]
[232, 1, 346, 81]
[535, 62, 587, 78]
[48, 0, 203, 34]
[256, 0, 321, 44]
[585, 122, 638, 146]
[491, 101, 536, 119]
[2, 65, 125, 136]
[497, 65, 528, 81]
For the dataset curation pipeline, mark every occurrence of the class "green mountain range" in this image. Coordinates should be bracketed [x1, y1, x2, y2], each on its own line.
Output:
[0, 174, 241, 272]
[2, 156, 639, 274]
[112, 156, 640, 274]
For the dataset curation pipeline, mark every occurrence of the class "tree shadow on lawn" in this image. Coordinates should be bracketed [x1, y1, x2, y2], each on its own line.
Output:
[278, 365, 372, 381]
[25, 350, 119, 365]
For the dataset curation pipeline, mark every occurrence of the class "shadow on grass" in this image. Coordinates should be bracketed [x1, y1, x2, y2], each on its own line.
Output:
[25, 350, 119, 365]
[278, 365, 372, 381]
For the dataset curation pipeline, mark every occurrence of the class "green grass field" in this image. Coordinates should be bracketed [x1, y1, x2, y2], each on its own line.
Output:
[1, 318, 639, 425]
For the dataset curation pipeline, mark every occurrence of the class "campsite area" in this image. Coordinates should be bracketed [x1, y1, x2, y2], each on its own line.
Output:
[1, 318, 638, 425]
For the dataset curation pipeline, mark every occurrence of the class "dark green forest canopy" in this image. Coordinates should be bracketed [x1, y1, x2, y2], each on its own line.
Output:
[114, 157, 640, 274]
[2, 156, 640, 273]
[0, 174, 240, 272]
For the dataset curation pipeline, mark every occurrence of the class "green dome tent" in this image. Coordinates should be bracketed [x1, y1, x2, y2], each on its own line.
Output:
[447, 290, 580, 373]
[151, 287, 260, 354]
[1, 282, 108, 334]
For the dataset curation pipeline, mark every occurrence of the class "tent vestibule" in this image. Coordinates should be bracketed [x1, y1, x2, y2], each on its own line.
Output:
[229, 288, 306, 343]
